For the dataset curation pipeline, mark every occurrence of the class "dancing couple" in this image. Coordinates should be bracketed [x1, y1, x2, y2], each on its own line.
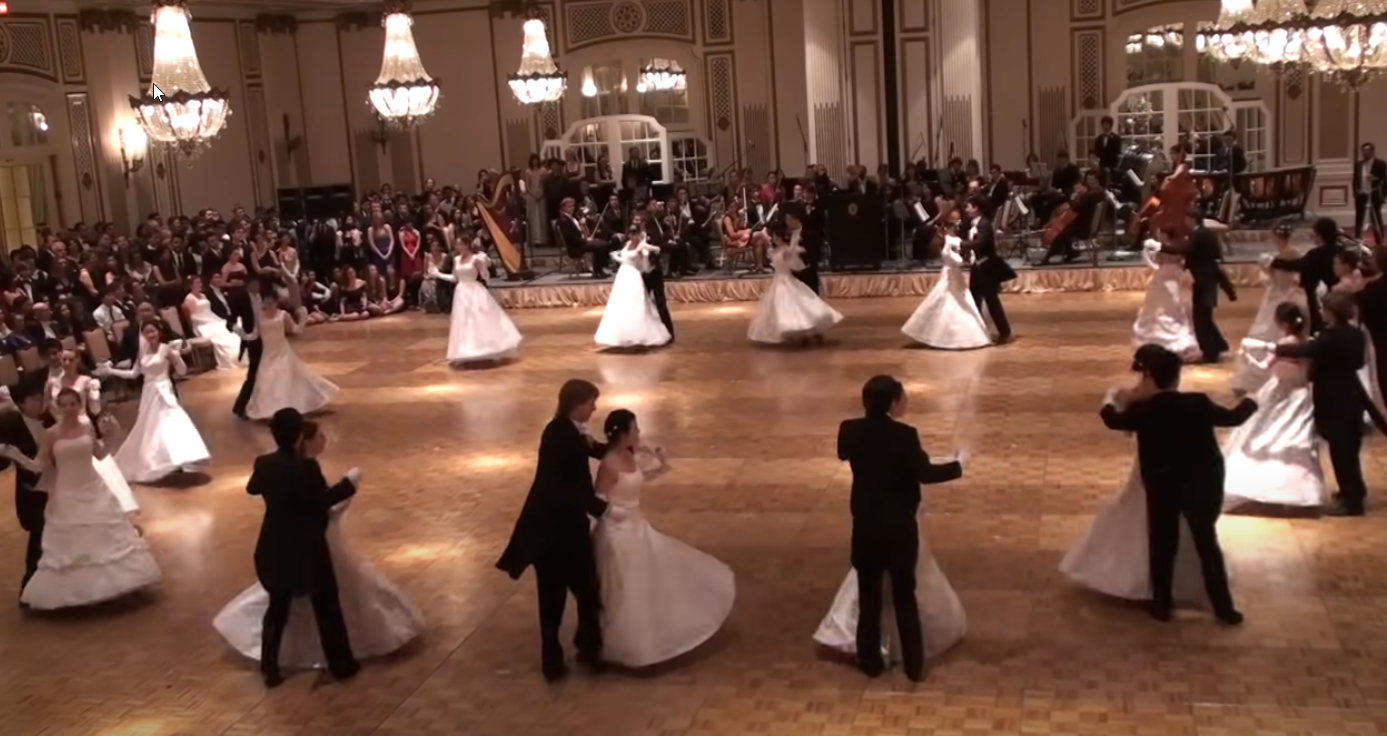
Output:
[496, 379, 733, 680]
[229, 277, 338, 421]
[594, 225, 675, 349]
[902, 196, 1014, 350]
[1134, 223, 1237, 363]
[213, 408, 423, 687]
[1064, 344, 1249, 623]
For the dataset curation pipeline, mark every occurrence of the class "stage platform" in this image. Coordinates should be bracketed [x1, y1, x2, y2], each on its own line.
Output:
[492, 235, 1282, 310]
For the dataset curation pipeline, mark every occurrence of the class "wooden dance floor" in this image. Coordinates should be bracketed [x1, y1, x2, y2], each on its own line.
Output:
[6, 290, 1387, 736]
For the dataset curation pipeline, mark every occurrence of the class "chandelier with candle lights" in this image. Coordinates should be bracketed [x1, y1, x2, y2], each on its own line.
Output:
[127, 0, 231, 158]
[509, 16, 567, 104]
[639, 60, 685, 92]
[368, 1, 440, 127]
[1301, 0, 1387, 89]
[1200, 0, 1255, 63]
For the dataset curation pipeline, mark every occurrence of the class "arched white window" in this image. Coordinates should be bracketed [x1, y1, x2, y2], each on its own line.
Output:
[638, 58, 689, 127]
[542, 114, 713, 184]
[1126, 24, 1185, 88]
[581, 63, 629, 118]
[0, 102, 53, 252]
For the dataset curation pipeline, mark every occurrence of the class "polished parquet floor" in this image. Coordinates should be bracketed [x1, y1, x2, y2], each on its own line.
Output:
[5, 290, 1387, 736]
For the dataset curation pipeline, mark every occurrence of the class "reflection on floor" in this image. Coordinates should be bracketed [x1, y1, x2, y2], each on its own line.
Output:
[4, 290, 1387, 736]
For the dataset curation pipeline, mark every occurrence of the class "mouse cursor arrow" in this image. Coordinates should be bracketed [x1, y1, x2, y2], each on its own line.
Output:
[151, 83, 165, 101]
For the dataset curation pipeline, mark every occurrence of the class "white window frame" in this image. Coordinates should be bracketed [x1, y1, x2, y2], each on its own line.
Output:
[543, 114, 714, 184]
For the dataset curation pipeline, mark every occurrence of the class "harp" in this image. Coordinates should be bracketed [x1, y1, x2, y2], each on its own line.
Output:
[474, 172, 527, 278]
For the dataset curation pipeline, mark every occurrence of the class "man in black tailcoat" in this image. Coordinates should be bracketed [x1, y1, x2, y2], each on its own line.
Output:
[249, 408, 360, 687]
[1269, 217, 1342, 333]
[791, 191, 825, 294]
[496, 379, 610, 682]
[229, 278, 267, 420]
[0, 375, 54, 603]
[963, 195, 1016, 343]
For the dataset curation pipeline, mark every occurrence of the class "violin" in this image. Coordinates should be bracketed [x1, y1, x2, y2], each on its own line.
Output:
[1041, 183, 1086, 246]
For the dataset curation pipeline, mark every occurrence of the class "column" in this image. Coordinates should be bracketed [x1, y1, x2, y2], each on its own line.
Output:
[802, 0, 848, 177]
[932, 0, 984, 163]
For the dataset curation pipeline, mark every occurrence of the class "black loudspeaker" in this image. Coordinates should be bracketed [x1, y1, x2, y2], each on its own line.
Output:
[275, 184, 356, 221]
[826, 192, 886, 270]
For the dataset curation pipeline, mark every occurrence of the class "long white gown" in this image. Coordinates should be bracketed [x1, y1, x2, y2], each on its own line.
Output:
[438, 253, 523, 363]
[594, 243, 672, 349]
[213, 500, 424, 668]
[1132, 241, 1201, 361]
[20, 433, 161, 609]
[901, 235, 991, 349]
[1223, 338, 1324, 508]
[44, 374, 138, 513]
[109, 345, 210, 483]
[1059, 460, 1212, 605]
[813, 512, 967, 662]
[1230, 252, 1305, 394]
[245, 311, 338, 420]
[593, 465, 735, 668]
[187, 294, 245, 370]
[747, 240, 843, 343]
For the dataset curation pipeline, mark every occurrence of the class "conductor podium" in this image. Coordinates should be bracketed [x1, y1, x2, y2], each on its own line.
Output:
[826, 192, 886, 270]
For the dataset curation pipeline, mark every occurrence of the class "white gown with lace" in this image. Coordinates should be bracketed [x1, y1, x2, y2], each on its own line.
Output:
[1059, 459, 1213, 605]
[1132, 242, 1201, 360]
[747, 242, 843, 343]
[110, 345, 210, 483]
[188, 295, 245, 371]
[44, 374, 138, 513]
[20, 433, 161, 609]
[593, 465, 735, 667]
[213, 500, 425, 668]
[1223, 339, 1324, 508]
[245, 311, 338, 420]
[901, 235, 991, 349]
[1231, 252, 1305, 394]
[812, 512, 966, 661]
[439, 253, 523, 363]
[594, 243, 672, 349]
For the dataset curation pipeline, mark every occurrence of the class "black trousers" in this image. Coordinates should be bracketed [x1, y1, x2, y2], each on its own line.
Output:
[1145, 490, 1235, 614]
[642, 268, 674, 339]
[1355, 192, 1384, 242]
[20, 518, 41, 592]
[794, 266, 821, 295]
[232, 339, 263, 416]
[1191, 300, 1228, 361]
[1324, 425, 1367, 511]
[533, 544, 603, 672]
[969, 280, 1011, 339]
[261, 565, 357, 677]
[852, 525, 924, 679]
[571, 240, 617, 275]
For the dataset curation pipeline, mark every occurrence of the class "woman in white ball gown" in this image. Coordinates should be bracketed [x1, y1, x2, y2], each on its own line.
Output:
[1231, 223, 1305, 395]
[901, 222, 991, 350]
[1225, 303, 1324, 510]
[1059, 371, 1211, 605]
[813, 512, 966, 663]
[435, 235, 523, 364]
[183, 274, 244, 371]
[594, 231, 672, 349]
[214, 420, 424, 667]
[44, 349, 138, 512]
[16, 387, 161, 610]
[1132, 236, 1201, 362]
[101, 322, 210, 483]
[747, 216, 843, 344]
[592, 409, 735, 668]
[245, 297, 338, 420]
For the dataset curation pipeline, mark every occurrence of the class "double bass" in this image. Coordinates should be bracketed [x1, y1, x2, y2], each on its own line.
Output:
[1128, 160, 1199, 241]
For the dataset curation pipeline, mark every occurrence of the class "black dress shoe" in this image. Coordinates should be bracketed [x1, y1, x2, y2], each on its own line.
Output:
[1326, 501, 1365, 517]
[996, 334, 1013, 345]
[233, 410, 249, 421]
[904, 665, 929, 683]
[542, 663, 570, 682]
[1216, 609, 1244, 626]
[262, 671, 285, 688]
[1148, 604, 1173, 622]
[331, 661, 361, 682]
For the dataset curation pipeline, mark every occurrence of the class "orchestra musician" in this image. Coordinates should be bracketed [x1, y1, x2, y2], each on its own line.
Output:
[720, 195, 770, 272]
[1040, 170, 1106, 265]
[555, 197, 619, 278]
[963, 195, 1015, 342]
[984, 164, 1010, 213]
[939, 157, 966, 197]
[1029, 150, 1083, 224]
[596, 193, 624, 241]
[1354, 142, 1386, 242]
[643, 198, 688, 279]
[1092, 116, 1123, 176]
[675, 187, 713, 272]
[1216, 129, 1248, 176]
[621, 147, 655, 212]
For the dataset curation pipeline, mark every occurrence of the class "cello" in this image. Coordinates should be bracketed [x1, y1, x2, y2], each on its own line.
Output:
[1041, 183, 1086, 246]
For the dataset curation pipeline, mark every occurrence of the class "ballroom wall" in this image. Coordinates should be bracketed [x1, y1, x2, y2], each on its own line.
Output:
[0, 0, 1383, 231]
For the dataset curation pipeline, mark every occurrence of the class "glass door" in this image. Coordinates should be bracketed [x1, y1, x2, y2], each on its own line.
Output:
[0, 163, 49, 254]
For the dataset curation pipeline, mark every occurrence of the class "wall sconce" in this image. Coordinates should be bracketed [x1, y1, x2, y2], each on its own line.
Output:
[119, 125, 147, 187]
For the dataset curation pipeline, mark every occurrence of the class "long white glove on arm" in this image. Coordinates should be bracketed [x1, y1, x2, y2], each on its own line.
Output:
[0, 443, 43, 473]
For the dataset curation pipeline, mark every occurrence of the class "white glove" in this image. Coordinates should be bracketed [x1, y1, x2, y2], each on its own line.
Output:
[1103, 388, 1120, 407]
[232, 326, 247, 339]
[1241, 337, 1272, 352]
[0, 443, 15, 459]
[344, 467, 362, 486]
[94, 361, 112, 378]
[605, 505, 629, 521]
[952, 449, 969, 468]
[169, 339, 187, 352]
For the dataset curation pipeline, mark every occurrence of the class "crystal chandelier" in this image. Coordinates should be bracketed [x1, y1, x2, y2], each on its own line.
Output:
[508, 17, 566, 105]
[127, 0, 231, 158]
[1301, 0, 1387, 89]
[1125, 24, 1183, 54]
[1201, 0, 1255, 63]
[368, 1, 440, 127]
[1236, 0, 1310, 72]
[639, 60, 685, 92]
